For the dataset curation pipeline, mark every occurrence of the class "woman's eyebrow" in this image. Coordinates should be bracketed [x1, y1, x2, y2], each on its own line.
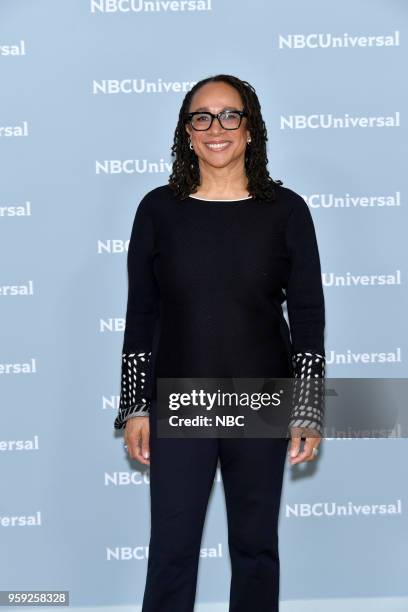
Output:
[192, 106, 238, 112]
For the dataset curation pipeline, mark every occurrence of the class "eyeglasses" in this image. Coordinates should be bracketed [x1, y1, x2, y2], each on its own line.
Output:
[187, 109, 248, 131]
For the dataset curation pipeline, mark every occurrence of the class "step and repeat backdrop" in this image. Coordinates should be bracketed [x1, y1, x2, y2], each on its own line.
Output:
[1, 1, 407, 610]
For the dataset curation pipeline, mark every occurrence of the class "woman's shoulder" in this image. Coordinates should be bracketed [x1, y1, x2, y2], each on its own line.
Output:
[276, 184, 308, 211]
[138, 183, 172, 204]
[136, 183, 179, 212]
[130, 184, 173, 222]
[274, 185, 316, 229]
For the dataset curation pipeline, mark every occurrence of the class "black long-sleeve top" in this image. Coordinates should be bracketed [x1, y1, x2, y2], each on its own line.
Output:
[114, 183, 326, 434]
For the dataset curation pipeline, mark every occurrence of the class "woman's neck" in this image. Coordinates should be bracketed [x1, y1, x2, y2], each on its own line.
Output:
[192, 188, 250, 199]
[195, 164, 249, 199]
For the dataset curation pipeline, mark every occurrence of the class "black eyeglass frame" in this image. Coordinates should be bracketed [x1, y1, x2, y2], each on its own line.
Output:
[187, 110, 248, 131]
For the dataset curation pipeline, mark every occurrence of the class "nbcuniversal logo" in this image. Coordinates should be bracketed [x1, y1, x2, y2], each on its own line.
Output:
[90, 0, 213, 13]
[278, 30, 400, 49]
[280, 112, 400, 130]
[285, 499, 402, 517]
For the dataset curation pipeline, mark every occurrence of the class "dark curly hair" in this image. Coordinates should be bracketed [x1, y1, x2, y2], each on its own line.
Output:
[168, 74, 283, 203]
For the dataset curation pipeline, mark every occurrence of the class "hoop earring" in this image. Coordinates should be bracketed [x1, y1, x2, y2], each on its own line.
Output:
[189, 138, 194, 151]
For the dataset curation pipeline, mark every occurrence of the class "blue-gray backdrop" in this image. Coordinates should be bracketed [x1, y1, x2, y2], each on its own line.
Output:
[1, 1, 407, 611]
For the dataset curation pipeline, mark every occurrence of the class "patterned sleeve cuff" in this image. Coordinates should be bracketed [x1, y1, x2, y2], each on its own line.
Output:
[288, 351, 325, 437]
[114, 351, 152, 430]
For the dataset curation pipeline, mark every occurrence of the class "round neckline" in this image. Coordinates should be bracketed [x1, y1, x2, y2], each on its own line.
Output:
[188, 194, 253, 202]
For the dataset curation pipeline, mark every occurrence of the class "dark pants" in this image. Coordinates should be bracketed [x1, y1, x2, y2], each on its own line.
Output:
[141, 400, 289, 612]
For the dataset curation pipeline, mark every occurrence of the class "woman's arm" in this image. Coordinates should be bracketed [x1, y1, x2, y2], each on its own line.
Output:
[284, 192, 326, 437]
[114, 194, 159, 430]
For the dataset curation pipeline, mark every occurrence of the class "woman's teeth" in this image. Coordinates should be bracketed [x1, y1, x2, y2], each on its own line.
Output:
[206, 142, 230, 150]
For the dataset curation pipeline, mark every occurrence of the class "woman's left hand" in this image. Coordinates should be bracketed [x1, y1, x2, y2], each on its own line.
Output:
[288, 427, 322, 465]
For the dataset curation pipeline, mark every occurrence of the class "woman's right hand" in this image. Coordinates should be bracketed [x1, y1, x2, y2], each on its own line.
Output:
[124, 416, 150, 465]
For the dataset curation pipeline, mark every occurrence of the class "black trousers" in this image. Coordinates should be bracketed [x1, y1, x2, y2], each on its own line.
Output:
[141, 400, 289, 612]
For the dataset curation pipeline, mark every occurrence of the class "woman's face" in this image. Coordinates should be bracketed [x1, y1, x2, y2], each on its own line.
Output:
[185, 81, 250, 170]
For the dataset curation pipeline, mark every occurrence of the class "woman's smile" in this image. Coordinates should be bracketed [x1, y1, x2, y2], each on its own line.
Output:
[205, 141, 231, 151]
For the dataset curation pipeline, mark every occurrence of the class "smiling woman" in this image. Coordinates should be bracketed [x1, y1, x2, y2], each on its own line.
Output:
[182, 80, 256, 199]
[114, 73, 326, 612]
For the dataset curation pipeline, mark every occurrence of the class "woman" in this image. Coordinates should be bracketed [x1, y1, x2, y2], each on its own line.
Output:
[114, 74, 325, 611]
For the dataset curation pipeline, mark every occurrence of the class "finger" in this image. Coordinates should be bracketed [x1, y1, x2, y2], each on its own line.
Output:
[288, 434, 302, 460]
[140, 428, 150, 463]
[134, 433, 150, 465]
[126, 426, 150, 465]
[290, 439, 318, 465]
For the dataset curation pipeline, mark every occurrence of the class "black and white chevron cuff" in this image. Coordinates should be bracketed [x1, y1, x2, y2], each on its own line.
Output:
[289, 351, 326, 436]
[114, 350, 152, 430]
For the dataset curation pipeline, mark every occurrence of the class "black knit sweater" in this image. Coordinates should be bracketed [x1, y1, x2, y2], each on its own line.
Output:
[114, 183, 326, 435]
